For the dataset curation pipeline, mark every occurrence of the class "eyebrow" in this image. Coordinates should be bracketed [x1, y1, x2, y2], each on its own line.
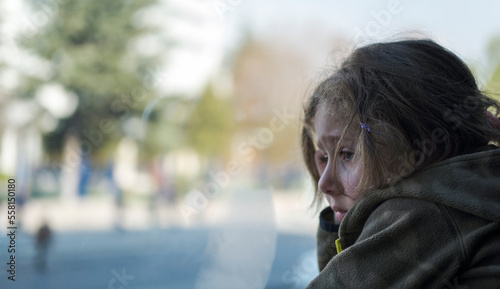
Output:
[315, 135, 340, 151]
[316, 134, 355, 152]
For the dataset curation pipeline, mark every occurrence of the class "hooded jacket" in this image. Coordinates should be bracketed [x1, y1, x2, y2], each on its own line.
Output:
[306, 146, 500, 288]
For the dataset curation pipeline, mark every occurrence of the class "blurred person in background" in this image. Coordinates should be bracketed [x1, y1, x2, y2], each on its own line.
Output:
[34, 221, 52, 273]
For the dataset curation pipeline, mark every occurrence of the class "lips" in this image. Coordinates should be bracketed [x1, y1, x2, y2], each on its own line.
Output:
[335, 211, 347, 222]
[333, 206, 347, 222]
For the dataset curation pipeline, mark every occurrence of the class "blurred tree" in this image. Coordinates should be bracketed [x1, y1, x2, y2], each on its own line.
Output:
[184, 84, 235, 160]
[230, 37, 308, 164]
[20, 0, 159, 163]
[139, 96, 192, 160]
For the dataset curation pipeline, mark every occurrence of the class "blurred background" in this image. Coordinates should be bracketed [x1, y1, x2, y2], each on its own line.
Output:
[0, 0, 499, 288]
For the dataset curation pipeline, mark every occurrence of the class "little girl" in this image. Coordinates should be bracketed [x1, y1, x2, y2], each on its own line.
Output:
[301, 39, 500, 288]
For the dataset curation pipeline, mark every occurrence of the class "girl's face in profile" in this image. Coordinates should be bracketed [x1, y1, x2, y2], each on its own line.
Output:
[314, 106, 362, 223]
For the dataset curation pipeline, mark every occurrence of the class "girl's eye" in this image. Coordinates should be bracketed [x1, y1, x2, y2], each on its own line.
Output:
[316, 153, 328, 164]
[340, 151, 354, 162]
[315, 151, 328, 164]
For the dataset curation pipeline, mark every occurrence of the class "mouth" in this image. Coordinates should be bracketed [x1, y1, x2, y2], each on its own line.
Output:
[332, 206, 347, 222]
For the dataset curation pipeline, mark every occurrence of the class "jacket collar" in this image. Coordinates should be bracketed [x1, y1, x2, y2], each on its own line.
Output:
[339, 147, 500, 243]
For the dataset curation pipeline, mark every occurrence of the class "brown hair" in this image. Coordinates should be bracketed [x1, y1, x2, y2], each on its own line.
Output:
[302, 39, 500, 207]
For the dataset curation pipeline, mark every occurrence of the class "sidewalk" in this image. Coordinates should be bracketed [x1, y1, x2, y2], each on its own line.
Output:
[1, 190, 319, 235]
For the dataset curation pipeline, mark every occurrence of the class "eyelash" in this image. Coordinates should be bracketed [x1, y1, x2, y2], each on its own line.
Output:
[319, 154, 328, 163]
[341, 151, 354, 162]
[317, 150, 354, 163]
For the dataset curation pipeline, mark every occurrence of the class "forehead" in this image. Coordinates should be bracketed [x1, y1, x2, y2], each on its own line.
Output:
[313, 105, 358, 146]
[314, 105, 344, 136]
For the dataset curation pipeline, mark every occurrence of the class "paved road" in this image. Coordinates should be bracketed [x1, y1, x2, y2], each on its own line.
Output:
[0, 228, 317, 289]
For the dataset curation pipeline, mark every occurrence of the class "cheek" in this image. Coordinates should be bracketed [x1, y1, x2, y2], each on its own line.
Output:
[314, 156, 324, 173]
[343, 168, 362, 197]
[315, 160, 326, 180]
[316, 165, 325, 178]
[345, 198, 359, 211]
[347, 174, 361, 189]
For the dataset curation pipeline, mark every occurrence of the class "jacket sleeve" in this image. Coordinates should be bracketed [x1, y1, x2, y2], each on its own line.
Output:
[306, 198, 464, 289]
[316, 207, 340, 271]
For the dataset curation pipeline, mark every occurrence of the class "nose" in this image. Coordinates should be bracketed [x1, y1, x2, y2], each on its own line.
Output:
[318, 158, 339, 196]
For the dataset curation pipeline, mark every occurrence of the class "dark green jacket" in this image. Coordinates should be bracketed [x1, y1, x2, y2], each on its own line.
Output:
[307, 146, 500, 288]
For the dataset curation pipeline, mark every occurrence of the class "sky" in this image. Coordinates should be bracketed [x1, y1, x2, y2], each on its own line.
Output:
[233, 0, 500, 57]
[142, 0, 500, 96]
[2, 0, 500, 97]
[225, 0, 500, 84]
